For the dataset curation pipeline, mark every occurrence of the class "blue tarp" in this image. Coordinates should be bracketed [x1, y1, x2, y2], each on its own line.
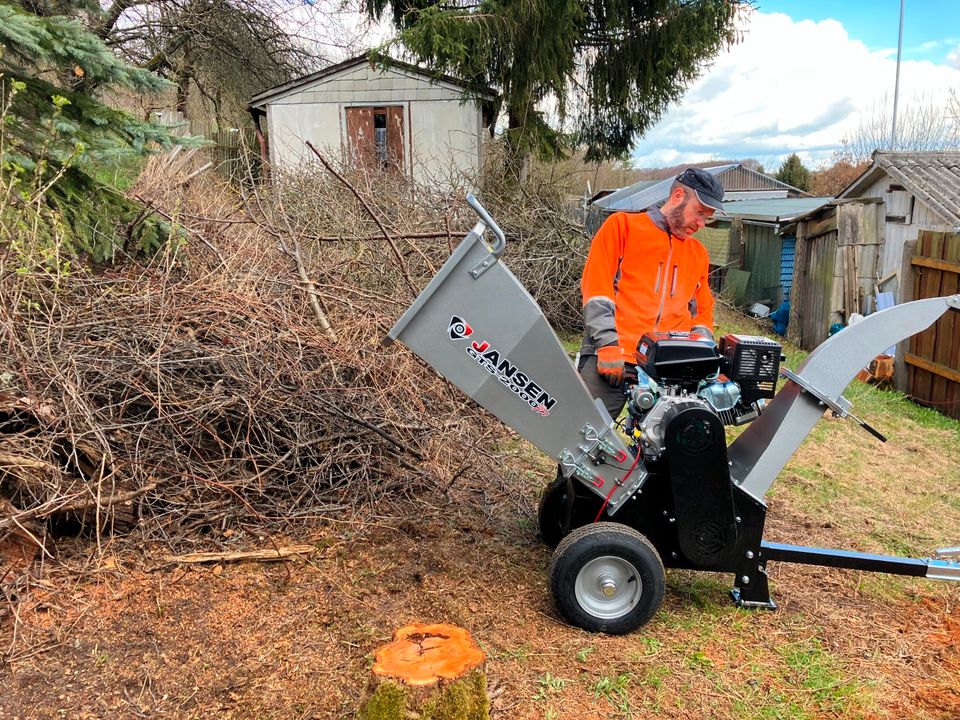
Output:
[770, 301, 790, 336]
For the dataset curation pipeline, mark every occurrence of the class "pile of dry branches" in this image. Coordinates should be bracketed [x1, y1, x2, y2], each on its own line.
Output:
[269, 144, 592, 332]
[3, 150, 579, 554]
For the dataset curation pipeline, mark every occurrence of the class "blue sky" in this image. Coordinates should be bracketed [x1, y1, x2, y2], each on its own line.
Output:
[630, 2, 960, 169]
[758, 1, 960, 63]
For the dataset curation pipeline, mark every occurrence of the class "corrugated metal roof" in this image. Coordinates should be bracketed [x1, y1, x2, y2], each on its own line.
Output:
[718, 197, 832, 222]
[724, 190, 792, 200]
[838, 151, 960, 227]
[592, 163, 810, 212]
[591, 175, 692, 212]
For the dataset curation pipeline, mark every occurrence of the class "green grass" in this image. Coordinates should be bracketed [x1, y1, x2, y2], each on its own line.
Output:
[533, 672, 568, 701]
[843, 378, 960, 436]
[496, 644, 531, 664]
[592, 672, 634, 715]
[779, 639, 869, 716]
[665, 572, 728, 613]
[641, 665, 670, 690]
[557, 331, 580, 357]
[784, 465, 842, 511]
[724, 639, 872, 720]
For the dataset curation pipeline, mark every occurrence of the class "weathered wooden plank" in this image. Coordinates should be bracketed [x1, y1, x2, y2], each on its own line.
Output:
[910, 255, 960, 274]
[787, 221, 807, 347]
[949, 316, 960, 420]
[941, 234, 960, 419]
[945, 232, 960, 263]
[894, 239, 918, 393]
[844, 244, 859, 318]
[909, 240, 922, 358]
[930, 234, 960, 407]
[912, 232, 946, 402]
[905, 353, 960, 384]
[345, 106, 376, 168]
[807, 214, 838, 239]
[813, 230, 838, 348]
[386, 105, 405, 173]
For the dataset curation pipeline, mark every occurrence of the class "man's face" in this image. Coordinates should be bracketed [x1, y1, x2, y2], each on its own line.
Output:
[665, 188, 716, 239]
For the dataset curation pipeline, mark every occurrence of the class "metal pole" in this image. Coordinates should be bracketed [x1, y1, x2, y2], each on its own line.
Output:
[890, 0, 904, 149]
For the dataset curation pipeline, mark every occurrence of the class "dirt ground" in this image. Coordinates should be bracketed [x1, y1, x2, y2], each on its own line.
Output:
[2, 450, 958, 720]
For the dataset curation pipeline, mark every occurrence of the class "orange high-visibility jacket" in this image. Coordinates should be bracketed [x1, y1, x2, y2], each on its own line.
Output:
[580, 210, 715, 360]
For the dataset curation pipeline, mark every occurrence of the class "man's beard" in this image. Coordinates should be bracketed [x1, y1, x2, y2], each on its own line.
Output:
[664, 198, 689, 237]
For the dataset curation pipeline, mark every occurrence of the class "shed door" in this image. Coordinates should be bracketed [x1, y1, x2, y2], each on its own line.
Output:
[345, 106, 404, 173]
[743, 225, 783, 306]
[801, 229, 838, 349]
[345, 107, 375, 167]
[386, 106, 404, 172]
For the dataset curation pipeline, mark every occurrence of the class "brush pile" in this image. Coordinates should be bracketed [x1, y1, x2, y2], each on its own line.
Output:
[1, 150, 590, 554]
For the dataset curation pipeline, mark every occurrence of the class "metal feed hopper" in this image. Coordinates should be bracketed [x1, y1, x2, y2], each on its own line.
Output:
[388, 195, 960, 635]
[387, 196, 643, 511]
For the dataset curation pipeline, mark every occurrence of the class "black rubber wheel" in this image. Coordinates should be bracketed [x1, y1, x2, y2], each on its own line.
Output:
[549, 522, 665, 635]
[537, 469, 604, 548]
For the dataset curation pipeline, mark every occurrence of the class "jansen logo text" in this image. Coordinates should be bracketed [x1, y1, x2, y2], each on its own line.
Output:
[447, 316, 557, 416]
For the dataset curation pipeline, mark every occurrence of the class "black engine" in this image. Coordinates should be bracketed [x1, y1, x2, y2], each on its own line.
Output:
[627, 331, 783, 462]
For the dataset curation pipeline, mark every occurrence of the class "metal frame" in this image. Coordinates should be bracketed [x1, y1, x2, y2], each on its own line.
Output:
[728, 294, 960, 502]
[389, 195, 960, 614]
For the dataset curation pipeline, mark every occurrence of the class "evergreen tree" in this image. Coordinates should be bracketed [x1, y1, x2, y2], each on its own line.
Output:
[364, 0, 746, 170]
[775, 153, 811, 192]
[1, 1, 183, 261]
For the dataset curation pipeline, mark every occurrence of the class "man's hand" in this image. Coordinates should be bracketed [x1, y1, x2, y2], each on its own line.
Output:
[596, 345, 625, 387]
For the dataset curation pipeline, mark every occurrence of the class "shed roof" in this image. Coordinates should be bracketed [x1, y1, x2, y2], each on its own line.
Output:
[592, 165, 732, 212]
[592, 163, 810, 212]
[249, 54, 496, 110]
[717, 197, 832, 223]
[837, 151, 960, 228]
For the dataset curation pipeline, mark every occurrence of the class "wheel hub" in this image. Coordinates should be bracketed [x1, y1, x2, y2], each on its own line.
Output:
[598, 574, 617, 597]
[574, 555, 643, 619]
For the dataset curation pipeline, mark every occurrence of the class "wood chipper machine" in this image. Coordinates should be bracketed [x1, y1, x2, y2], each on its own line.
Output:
[386, 195, 960, 635]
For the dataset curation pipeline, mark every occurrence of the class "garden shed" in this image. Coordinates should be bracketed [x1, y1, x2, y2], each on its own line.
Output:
[247, 55, 496, 187]
[711, 197, 832, 308]
[836, 151, 960, 299]
[781, 199, 886, 351]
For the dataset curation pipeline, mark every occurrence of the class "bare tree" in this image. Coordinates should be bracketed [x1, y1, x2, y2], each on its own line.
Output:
[95, 0, 369, 123]
[836, 92, 960, 164]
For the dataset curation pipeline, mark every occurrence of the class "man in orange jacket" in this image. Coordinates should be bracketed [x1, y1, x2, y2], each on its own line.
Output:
[579, 167, 722, 417]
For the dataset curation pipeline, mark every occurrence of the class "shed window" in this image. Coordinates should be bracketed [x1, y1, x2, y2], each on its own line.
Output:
[345, 106, 404, 173]
[884, 187, 913, 225]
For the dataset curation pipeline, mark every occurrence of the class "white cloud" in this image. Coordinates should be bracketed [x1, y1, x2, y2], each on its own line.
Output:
[631, 9, 960, 169]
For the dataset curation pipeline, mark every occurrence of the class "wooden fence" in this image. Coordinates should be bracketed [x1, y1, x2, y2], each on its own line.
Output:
[152, 111, 260, 182]
[901, 230, 960, 419]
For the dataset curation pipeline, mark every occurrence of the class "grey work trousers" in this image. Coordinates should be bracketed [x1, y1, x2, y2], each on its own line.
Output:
[577, 354, 632, 420]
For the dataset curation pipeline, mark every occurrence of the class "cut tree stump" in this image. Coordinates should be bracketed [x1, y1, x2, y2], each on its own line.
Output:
[357, 623, 488, 720]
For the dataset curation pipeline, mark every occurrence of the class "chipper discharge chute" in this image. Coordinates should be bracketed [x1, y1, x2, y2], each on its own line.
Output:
[386, 195, 960, 635]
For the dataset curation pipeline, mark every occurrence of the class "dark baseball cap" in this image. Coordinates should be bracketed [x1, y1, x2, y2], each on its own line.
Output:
[676, 168, 725, 211]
